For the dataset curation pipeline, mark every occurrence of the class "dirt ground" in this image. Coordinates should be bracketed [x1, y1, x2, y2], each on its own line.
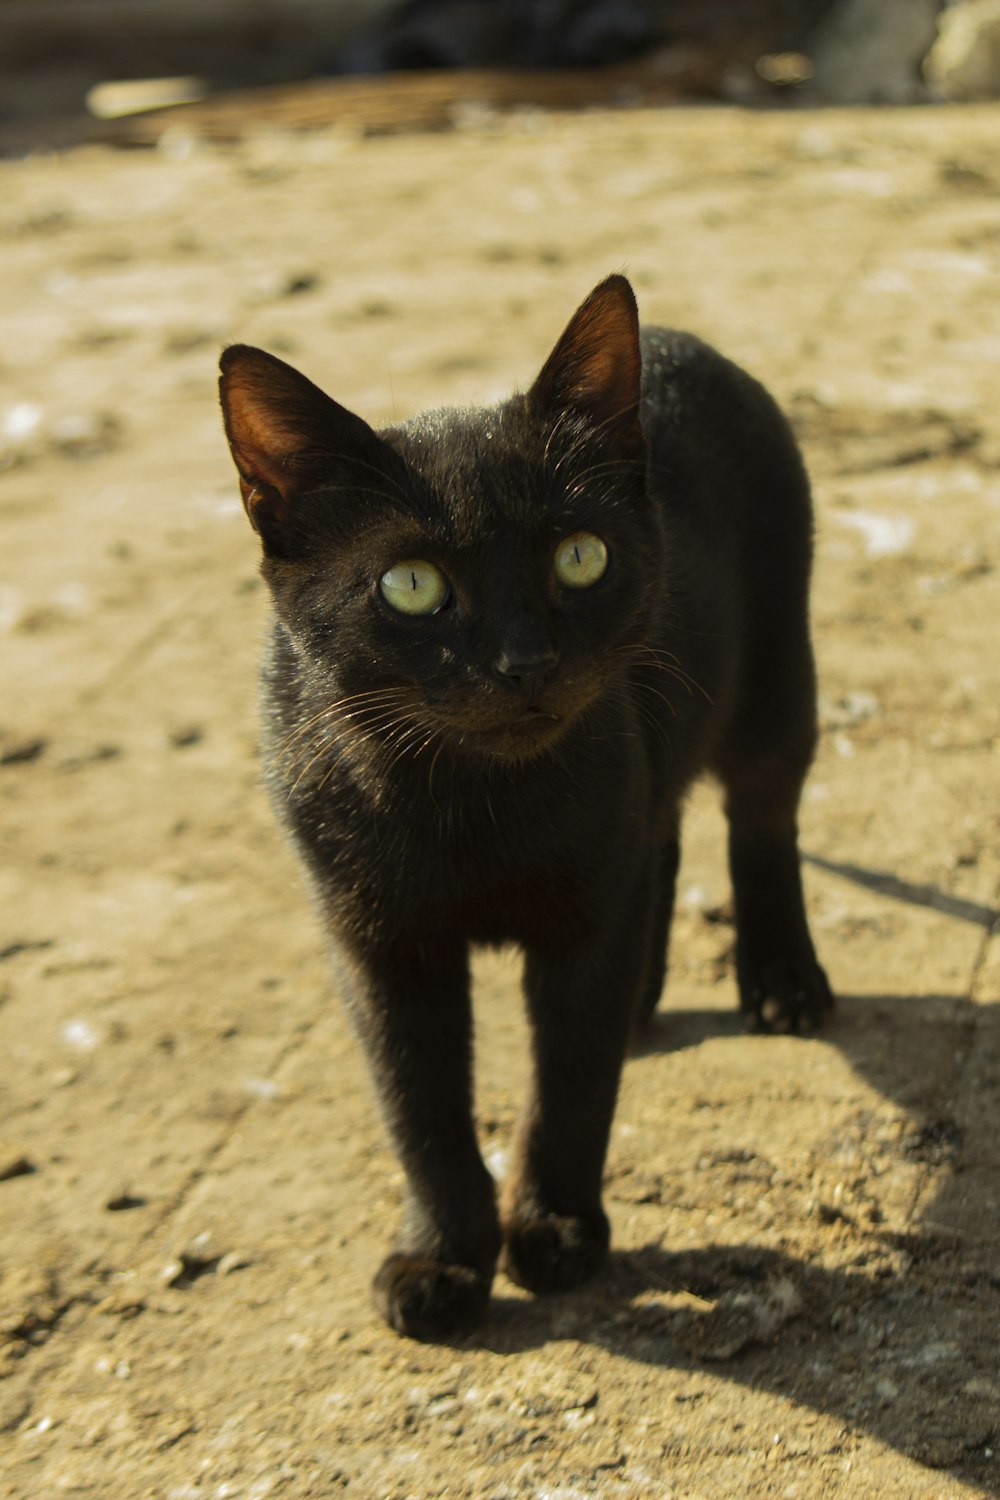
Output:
[1, 97, 999, 1499]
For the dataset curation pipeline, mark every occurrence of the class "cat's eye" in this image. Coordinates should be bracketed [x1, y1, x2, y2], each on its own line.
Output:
[554, 532, 608, 589]
[379, 559, 449, 616]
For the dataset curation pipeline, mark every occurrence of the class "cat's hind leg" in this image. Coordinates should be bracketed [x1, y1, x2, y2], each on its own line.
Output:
[716, 678, 833, 1033]
[633, 831, 681, 1026]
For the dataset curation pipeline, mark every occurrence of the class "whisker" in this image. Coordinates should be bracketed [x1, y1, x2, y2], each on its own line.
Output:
[284, 702, 422, 792]
[632, 680, 678, 719]
[275, 687, 413, 754]
[615, 642, 713, 703]
[600, 681, 674, 759]
[381, 720, 439, 781]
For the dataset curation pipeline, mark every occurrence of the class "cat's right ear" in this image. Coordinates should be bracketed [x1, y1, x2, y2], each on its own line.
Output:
[527, 275, 644, 460]
[219, 345, 386, 557]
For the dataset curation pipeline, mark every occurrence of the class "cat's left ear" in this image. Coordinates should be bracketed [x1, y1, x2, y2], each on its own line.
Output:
[528, 275, 644, 459]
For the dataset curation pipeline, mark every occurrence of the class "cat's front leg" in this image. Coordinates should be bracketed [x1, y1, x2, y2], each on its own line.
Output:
[340, 933, 500, 1339]
[501, 894, 651, 1295]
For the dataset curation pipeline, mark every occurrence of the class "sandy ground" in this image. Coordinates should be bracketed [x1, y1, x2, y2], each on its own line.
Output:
[1, 98, 999, 1499]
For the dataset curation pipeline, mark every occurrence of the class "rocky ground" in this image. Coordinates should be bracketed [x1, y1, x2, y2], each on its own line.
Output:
[1, 98, 999, 1499]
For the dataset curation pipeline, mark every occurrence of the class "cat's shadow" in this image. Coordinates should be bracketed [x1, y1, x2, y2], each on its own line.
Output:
[470, 983, 1000, 1492]
[630, 1004, 742, 1054]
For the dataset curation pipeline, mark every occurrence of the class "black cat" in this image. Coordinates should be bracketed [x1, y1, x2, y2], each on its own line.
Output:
[219, 275, 832, 1340]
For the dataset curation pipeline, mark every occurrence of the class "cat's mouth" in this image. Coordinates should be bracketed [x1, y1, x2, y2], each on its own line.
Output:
[498, 705, 560, 731]
[427, 675, 606, 759]
[450, 703, 568, 759]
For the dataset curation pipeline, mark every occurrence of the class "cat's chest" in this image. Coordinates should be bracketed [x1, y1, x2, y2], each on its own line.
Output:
[377, 773, 586, 899]
[299, 752, 644, 948]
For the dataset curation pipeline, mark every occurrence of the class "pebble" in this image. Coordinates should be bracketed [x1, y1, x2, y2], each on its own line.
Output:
[820, 691, 881, 730]
[674, 1278, 802, 1361]
[509, 1365, 598, 1418]
[167, 724, 204, 749]
[964, 1376, 1000, 1399]
[160, 1235, 248, 1287]
[0, 1145, 36, 1181]
[61, 1019, 100, 1052]
[0, 1265, 59, 1336]
[0, 736, 47, 766]
[217, 1251, 253, 1276]
[105, 1190, 147, 1212]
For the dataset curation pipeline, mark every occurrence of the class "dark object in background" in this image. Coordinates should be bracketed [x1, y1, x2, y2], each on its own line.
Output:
[0, 0, 844, 155]
[335, 0, 658, 71]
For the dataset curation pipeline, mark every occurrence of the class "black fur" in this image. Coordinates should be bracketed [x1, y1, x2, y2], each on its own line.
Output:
[219, 276, 832, 1341]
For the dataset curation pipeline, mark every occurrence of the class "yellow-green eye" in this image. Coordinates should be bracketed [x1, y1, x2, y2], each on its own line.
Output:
[379, 559, 449, 616]
[554, 532, 608, 589]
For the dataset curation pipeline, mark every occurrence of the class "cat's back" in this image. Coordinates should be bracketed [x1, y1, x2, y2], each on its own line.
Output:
[638, 324, 809, 528]
[637, 321, 813, 636]
[634, 323, 815, 763]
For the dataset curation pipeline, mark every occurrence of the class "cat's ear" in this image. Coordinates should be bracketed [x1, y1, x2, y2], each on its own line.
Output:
[219, 345, 388, 556]
[528, 275, 644, 458]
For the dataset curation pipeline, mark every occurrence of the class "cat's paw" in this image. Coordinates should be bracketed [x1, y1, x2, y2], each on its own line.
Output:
[501, 1210, 610, 1295]
[372, 1253, 491, 1341]
[740, 956, 834, 1033]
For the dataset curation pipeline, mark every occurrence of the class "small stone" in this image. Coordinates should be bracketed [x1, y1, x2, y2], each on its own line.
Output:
[0, 736, 46, 766]
[216, 1251, 252, 1276]
[61, 1019, 100, 1052]
[105, 1190, 147, 1212]
[59, 743, 122, 771]
[0, 1147, 36, 1182]
[160, 1258, 186, 1288]
[155, 1415, 197, 1451]
[2, 402, 42, 442]
[160, 1237, 224, 1288]
[820, 691, 881, 730]
[0, 1266, 60, 1338]
[283, 272, 320, 296]
[963, 1376, 1000, 1400]
[249, 269, 320, 302]
[167, 725, 203, 749]
[0, 938, 54, 961]
[674, 1278, 803, 1361]
[95, 1289, 145, 1320]
[509, 1363, 598, 1417]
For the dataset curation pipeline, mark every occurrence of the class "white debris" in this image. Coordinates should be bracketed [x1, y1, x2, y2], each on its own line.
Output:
[835, 510, 915, 559]
[61, 1019, 100, 1052]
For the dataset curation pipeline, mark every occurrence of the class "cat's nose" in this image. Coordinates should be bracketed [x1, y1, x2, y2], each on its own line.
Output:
[494, 648, 559, 702]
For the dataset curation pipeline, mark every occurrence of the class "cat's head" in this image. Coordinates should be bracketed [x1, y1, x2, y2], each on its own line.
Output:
[219, 275, 663, 763]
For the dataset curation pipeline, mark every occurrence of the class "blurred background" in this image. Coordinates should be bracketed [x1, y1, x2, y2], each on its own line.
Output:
[2, 2, 999, 1496]
[3, 0, 1000, 154]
